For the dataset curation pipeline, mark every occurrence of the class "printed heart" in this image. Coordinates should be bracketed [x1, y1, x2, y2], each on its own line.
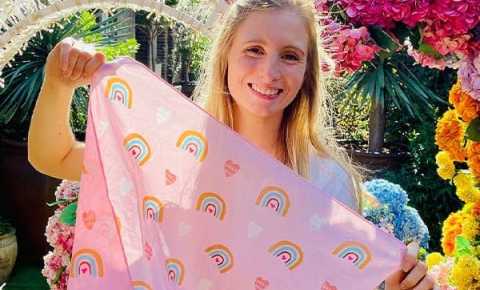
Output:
[255, 277, 269, 290]
[248, 221, 263, 239]
[224, 160, 240, 177]
[165, 169, 177, 185]
[156, 107, 171, 124]
[82, 210, 96, 230]
[144, 242, 153, 260]
[197, 278, 213, 290]
[321, 281, 337, 290]
[310, 213, 327, 231]
[178, 222, 192, 237]
[81, 266, 88, 274]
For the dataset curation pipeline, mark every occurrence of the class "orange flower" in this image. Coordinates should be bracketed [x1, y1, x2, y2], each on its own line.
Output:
[441, 212, 464, 256]
[467, 141, 480, 179]
[435, 110, 466, 161]
[472, 201, 480, 218]
[449, 81, 480, 122]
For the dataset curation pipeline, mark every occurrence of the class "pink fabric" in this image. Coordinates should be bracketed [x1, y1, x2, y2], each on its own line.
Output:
[68, 57, 405, 290]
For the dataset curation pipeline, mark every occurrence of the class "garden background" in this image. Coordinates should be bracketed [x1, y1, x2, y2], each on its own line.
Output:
[0, 0, 478, 289]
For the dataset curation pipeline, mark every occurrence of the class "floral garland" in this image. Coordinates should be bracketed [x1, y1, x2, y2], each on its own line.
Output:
[432, 82, 480, 290]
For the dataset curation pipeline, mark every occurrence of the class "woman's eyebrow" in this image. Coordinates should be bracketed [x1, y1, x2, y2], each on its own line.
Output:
[243, 40, 306, 56]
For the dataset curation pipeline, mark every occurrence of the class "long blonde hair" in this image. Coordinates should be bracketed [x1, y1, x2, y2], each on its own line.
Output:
[192, 0, 363, 211]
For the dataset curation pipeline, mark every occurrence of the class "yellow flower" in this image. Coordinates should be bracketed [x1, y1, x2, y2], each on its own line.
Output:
[435, 109, 466, 161]
[453, 172, 480, 203]
[460, 213, 479, 240]
[437, 166, 456, 180]
[450, 255, 480, 290]
[426, 252, 444, 269]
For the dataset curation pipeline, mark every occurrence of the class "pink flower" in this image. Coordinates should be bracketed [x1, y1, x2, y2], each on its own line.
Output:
[458, 54, 480, 101]
[322, 20, 380, 75]
[54, 180, 80, 201]
[336, 0, 430, 29]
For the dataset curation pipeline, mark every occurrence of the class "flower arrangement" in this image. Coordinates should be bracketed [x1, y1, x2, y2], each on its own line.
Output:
[362, 179, 430, 248]
[42, 180, 79, 290]
[432, 82, 480, 290]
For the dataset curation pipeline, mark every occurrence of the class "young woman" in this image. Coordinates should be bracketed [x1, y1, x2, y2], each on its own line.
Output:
[28, 0, 434, 289]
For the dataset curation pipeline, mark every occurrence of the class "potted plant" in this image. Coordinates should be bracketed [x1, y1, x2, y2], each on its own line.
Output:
[0, 10, 138, 264]
[0, 217, 17, 285]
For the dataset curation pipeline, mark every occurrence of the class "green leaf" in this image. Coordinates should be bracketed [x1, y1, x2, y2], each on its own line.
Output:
[369, 26, 400, 52]
[454, 236, 473, 257]
[418, 42, 443, 60]
[59, 202, 78, 225]
[466, 117, 480, 141]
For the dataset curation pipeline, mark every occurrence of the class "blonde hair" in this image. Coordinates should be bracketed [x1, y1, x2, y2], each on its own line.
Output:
[192, 0, 363, 211]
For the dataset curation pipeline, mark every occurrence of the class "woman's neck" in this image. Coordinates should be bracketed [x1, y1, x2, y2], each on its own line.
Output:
[233, 105, 284, 160]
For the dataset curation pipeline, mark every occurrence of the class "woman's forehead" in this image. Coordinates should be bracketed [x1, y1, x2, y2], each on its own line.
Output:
[233, 9, 309, 51]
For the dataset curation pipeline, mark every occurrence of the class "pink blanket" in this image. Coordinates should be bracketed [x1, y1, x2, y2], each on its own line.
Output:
[68, 57, 406, 290]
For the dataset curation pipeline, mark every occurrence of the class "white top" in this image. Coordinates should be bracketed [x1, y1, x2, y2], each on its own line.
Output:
[308, 153, 357, 211]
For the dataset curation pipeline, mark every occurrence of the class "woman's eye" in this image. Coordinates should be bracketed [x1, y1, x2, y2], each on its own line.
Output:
[283, 53, 299, 61]
[245, 47, 263, 55]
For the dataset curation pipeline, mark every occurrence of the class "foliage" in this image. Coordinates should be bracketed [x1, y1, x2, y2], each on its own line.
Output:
[0, 10, 138, 141]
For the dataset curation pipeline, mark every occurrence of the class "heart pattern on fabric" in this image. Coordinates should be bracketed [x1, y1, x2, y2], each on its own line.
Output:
[156, 106, 171, 124]
[255, 277, 270, 290]
[82, 210, 96, 230]
[310, 214, 327, 231]
[144, 242, 153, 260]
[178, 222, 192, 237]
[197, 278, 213, 290]
[165, 169, 177, 185]
[321, 281, 338, 290]
[248, 221, 263, 239]
[224, 160, 240, 177]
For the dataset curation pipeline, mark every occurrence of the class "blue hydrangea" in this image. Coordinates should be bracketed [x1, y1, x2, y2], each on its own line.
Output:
[363, 179, 429, 248]
[364, 179, 409, 215]
[393, 206, 430, 249]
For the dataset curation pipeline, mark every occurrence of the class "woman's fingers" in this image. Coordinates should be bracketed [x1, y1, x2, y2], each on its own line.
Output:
[402, 242, 419, 272]
[63, 47, 80, 78]
[83, 53, 106, 80]
[399, 261, 428, 289]
[412, 275, 434, 290]
[59, 37, 75, 72]
[70, 52, 90, 81]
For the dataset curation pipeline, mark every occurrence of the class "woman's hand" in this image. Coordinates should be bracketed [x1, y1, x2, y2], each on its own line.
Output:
[44, 37, 105, 89]
[385, 242, 434, 290]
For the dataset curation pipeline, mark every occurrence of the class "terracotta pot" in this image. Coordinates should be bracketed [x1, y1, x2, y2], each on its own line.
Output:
[0, 138, 60, 265]
[0, 227, 17, 284]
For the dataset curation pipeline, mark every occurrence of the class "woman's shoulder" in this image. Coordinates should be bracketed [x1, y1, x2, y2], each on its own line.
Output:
[308, 151, 357, 210]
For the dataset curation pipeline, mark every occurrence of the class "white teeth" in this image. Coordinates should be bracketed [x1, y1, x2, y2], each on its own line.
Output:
[251, 83, 280, 95]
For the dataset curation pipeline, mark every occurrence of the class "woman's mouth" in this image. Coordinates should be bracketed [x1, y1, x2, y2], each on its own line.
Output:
[248, 83, 283, 100]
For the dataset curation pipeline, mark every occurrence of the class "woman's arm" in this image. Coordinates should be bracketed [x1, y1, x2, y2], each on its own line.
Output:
[28, 38, 105, 181]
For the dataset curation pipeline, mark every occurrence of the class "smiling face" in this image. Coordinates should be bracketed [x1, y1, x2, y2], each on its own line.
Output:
[226, 9, 309, 119]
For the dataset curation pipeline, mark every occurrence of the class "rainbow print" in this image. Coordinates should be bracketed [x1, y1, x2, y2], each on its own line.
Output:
[165, 258, 185, 286]
[268, 240, 303, 270]
[256, 186, 290, 216]
[143, 195, 164, 223]
[332, 241, 372, 270]
[124, 133, 152, 166]
[132, 280, 153, 290]
[176, 130, 208, 162]
[205, 244, 234, 273]
[70, 248, 104, 277]
[105, 76, 133, 108]
[195, 192, 226, 221]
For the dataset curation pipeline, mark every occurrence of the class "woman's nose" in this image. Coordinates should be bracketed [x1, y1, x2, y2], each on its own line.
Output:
[259, 56, 282, 82]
